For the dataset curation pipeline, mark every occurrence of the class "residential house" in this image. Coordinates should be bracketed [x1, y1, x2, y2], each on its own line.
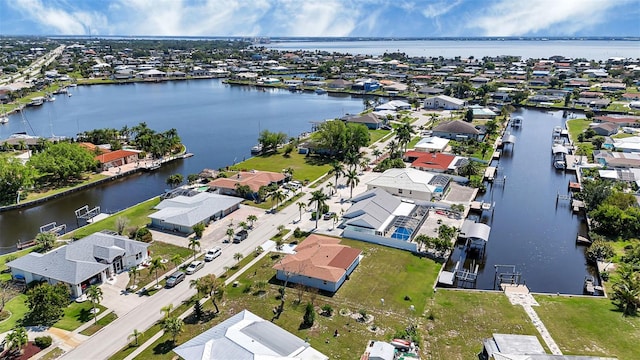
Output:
[423, 95, 466, 110]
[341, 188, 431, 252]
[95, 149, 139, 171]
[342, 112, 383, 129]
[593, 150, 640, 168]
[432, 120, 484, 141]
[366, 167, 451, 201]
[149, 192, 242, 234]
[594, 115, 640, 127]
[137, 69, 166, 79]
[207, 170, 286, 200]
[590, 122, 619, 136]
[404, 151, 466, 173]
[413, 136, 450, 153]
[272, 234, 361, 293]
[600, 82, 626, 92]
[173, 309, 328, 360]
[327, 79, 353, 89]
[374, 100, 411, 112]
[7, 231, 149, 297]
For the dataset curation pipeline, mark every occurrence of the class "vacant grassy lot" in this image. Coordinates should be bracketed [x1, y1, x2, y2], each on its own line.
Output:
[24, 173, 109, 202]
[230, 152, 331, 183]
[0, 294, 29, 333]
[535, 295, 640, 359]
[566, 118, 591, 142]
[63, 197, 161, 239]
[132, 242, 193, 289]
[369, 129, 391, 144]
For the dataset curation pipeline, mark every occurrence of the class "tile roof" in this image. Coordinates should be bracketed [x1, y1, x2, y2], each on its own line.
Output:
[94, 149, 138, 164]
[272, 234, 361, 282]
[405, 151, 456, 171]
[208, 170, 285, 193]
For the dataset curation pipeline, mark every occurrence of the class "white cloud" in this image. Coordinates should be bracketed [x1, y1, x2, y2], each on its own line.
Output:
[468, 0, 635, 36]
[9, 0, 108, 35]
[421, 0, 463, 19]
[274, 1, 359, 37]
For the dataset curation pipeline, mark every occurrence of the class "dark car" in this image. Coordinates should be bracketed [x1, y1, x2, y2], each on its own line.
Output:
[233, 230, 249, 243]
[165, 271, 185, 288]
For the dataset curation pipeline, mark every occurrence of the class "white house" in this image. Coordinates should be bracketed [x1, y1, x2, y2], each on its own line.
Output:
[423, 95, 466, 110]
[173, 309, 328, 360]
[413, 136, 450, 153]
[272, 234, 361, 293]
[149, 192, 242, 234]
[366, 168, 450, 201]
[7, 232, 149, 297]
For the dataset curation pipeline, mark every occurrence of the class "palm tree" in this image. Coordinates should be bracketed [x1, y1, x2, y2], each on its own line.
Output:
[5, 327, 28, 355]
[148, 257, 166, 289]
[271, 190, 286, 211]
[192, 274, 224, 313]
[170, 254, 183, 269]
[247, 214, 258, 228]
[162, 316, 184, 344]
[234, 252, 244, 262]
[160, 303, 174, 319]
[128, 266, 139, 289]
[35, 231, 56, 252]
[386, 139, 399, 158]
[344, 150, 361, 171]
[345, 169, 360, 199]
[359, 157, 371, 173]
[308, 189, 329, 229]
[326, 181, 334, 196]
[296, 201, 306, 222]
[457, 159, 481, 177]
[396, 121, 414, 152]
[188, 238, 201, 260]
[328, 161, 344, 189]
[128, 329, 142, 346]
[239, 221, 249, 231]
[372, 147, 382, 161]
[86, 285, 103, 324]
[226, 227, 235, 243]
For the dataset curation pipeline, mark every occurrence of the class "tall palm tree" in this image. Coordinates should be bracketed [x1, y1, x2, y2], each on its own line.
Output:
[296, 202, 306, 222]
[396, 121, 414, 152]
[345, 169, 360, 199]
[234, 252, 244, 262]
[372, 148, 382, 161]
[359, 157, 371, 173]
[271, 190, 286, 211]
[86, 285, 103, 324]
[128, 329, 142, 346]
[226, 227, 235, 243]
[344, 150, 361, 171]
[386, 139, 399, 158]
[148, 257, 166, 289]
[160, 303, 174, 319]
[247, 214, 258, 228]
[308, 189, 329, 229]
[35, 231, 56, 252]
[188, 238, 201, 260]
[328, 161, 344, 189]
[128, 266, 139, 289]
[326, 181, 334, 196]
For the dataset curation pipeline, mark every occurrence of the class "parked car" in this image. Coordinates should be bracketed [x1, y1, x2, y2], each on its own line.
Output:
[185, 260, 204, 275]
[233, 230, 249, 243]
[165, 271, 185, 288]
[323, 211, 336, 220]
[204, 247, 222, 262]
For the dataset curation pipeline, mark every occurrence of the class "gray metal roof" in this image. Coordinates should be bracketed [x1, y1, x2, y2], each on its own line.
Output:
[8, 232, 149, 285]
[173, 309, 328, 360]
[150, 192, 243, 227]
[459, 220, 491, 241]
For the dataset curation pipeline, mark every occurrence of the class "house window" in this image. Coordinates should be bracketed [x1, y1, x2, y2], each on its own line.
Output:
[398, 189, 403, 194]
[135, 252, 142, 260]
[323, 281, 327, 285]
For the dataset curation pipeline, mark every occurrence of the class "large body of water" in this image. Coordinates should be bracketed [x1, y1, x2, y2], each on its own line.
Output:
[470, 108, 590, 294]
[0, 80, 364, 247]
[264, 39, 639, 60]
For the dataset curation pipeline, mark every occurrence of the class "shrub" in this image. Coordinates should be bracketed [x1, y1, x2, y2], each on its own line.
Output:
[35, 336, 52, 349]
[135, 227, 153, 243]
[321, 304, 333, 316]
[303, 303, 315, 326]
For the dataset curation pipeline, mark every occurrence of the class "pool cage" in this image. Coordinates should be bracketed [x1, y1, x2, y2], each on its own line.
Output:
[384, 204, 430, 241]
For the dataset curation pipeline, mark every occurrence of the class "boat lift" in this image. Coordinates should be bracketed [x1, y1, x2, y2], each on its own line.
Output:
[75, 205, 100, 226]
[39, 222, 66, 236]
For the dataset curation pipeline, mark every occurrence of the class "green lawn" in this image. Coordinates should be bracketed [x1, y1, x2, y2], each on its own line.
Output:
[53, 301, 107, 331]
[535, 295, 640, 359]
[79, 311, 118, 336]
[0, 248, 36, 281]
[133, 242, 193, 289]
[230, 152, 331, 183]
[0, 294, 29, 333]
[38, 347, 65, 360]
[63, 197, 161, 239]
[24, 173, 109, 203]
[369, 129, 392, 144]
[566, 118, 591, 142]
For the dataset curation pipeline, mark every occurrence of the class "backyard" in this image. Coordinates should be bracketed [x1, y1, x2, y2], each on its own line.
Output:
[230, 151, 331, 183]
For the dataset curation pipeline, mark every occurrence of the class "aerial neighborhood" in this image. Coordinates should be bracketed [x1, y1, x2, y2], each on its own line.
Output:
[0, 36, 638, 360]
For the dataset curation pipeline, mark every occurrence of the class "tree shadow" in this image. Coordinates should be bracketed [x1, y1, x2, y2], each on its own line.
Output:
[298, 321, 312, 330]
[77, 308, 93, 323]
[152, 340, 175, 355]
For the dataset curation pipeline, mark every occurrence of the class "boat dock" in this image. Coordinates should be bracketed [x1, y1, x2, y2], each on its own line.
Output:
[484, 166, 497, 181]
[492, 151, 501, 160]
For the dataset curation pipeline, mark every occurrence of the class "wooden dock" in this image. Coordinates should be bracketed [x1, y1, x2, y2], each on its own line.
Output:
[492, 151, 501, 160]
[484, 166, 497, 181]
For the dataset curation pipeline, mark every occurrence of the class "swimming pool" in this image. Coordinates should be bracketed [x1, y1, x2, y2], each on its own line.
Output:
[391, 226, 413, 241]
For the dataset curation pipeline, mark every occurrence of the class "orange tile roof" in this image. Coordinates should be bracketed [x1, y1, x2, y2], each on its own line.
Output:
[405, 151, 455, 171]
[94, 149, 138, 164]
[272, 234, 361, 283]
[208, 171, 285, 192]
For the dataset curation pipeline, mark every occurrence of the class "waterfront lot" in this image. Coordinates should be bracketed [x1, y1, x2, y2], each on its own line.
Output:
[230, 152, 331, 182]
[535, 294, 640, 359]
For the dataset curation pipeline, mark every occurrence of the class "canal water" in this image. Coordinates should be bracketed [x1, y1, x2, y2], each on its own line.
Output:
[0, 80, 364, 248]
[468, 108, 590, 295]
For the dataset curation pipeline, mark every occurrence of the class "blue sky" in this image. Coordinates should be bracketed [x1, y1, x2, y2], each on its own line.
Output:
[1, 0, 639, 38]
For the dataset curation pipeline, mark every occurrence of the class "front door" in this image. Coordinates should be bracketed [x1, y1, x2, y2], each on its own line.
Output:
[113, 256, 123, 273]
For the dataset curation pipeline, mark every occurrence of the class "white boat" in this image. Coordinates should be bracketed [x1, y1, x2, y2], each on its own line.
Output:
[28, 97, 45, 106]
[0, 115, 8, 124]
[315, 87, 327, 94]
[250, 144, 263, 155]
[68, 93, 73, 97]
[584, 275, 595, 294]
[552, 126, 562, 137]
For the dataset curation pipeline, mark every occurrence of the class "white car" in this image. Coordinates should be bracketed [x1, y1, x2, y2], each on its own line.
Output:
[204, 247, 222, 262]
[185, 260, 204, 275]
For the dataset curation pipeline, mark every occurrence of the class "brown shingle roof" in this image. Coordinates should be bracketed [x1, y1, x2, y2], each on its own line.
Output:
[208, 170, 285, 192]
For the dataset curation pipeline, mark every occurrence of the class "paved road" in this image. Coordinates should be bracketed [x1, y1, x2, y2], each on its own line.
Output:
[61, 108, 441, 359]
[0, 45, 65, 85]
